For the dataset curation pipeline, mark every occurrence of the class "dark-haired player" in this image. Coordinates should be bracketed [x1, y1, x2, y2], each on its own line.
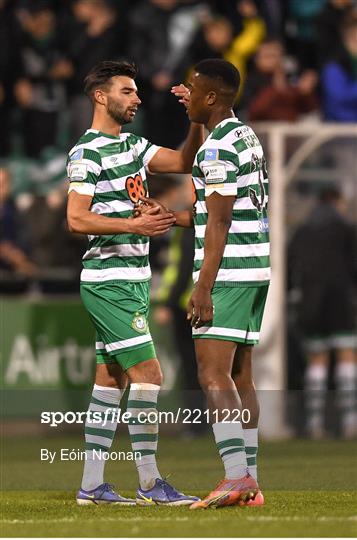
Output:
[142, 59, 270, 508]
[67, 60, 203, 506]
[187, 59, 269, 509]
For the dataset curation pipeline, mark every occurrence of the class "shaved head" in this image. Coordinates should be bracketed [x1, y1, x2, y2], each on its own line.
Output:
[194, 59, 240, 105]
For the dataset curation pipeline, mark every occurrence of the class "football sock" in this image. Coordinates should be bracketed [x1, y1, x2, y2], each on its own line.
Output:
[127, 382, 161, 490]
[82, 384, 123, 491]
[304, 363, 327, 436]
[335, 361, 356, 438]
[243, 428, 258, 480]
[213, 421, 247, 480]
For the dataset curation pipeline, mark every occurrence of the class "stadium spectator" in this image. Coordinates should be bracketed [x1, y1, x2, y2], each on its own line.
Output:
[191, 1, 266, 100]
[288, 187, 357, 439]
[320, 12, 357, 122]
[127, 0, 204, 147]
[316, 0, 354, 68]
[208, 0, 277, 36]
[286, 0, 326, 70]
[244, 38, 319, 121]
[14, 1, 66, 157]
[16, 177, 87, 293]
[0, 0, 22, 157]
[62, 0, 127, 145]
[0, 168, 37, 280]
[190, 16, 233, 65]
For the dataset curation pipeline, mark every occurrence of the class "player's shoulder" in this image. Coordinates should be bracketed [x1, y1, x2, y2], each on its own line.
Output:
[233, 122, 263, 153]
[210, 117, 243, 143]
[196, 121, 240, 167]
[68, 131, 103, 167]
[125, 132, 153, 152]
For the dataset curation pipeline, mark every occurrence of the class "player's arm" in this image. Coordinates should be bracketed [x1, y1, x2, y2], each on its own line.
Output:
[67, 191, 175, 236]
[172, 209, 194, 228]
[188, 193, 235, 328]
[135, 196, 194, 228]
[148, 123, 205, 174]
[147, 84, 204, 174]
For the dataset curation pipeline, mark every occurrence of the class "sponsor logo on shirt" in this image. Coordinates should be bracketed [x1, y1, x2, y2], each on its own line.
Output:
[204, 148, 219, 161]
[69, 148, 84, 162]
[202, 164, 227, 184]
[69, 163, 88, 182]
[235, 126, 250, 138]
[126, 173, 146, 203]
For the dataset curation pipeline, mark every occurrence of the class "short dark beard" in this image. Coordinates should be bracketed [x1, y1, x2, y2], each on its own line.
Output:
[106, 96, 131, 125]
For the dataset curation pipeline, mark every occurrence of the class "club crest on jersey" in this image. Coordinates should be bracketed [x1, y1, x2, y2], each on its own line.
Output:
[131, 312, 148, 333]
[69, 148, 83, 162]
[204, 148, 219, 161]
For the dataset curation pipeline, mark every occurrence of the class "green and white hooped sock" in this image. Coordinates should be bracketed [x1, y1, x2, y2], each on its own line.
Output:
[304, 363, 327, 434]
[82, 384, 123, 491]
[243, 428, 258, 480]
[127, 383, 161, 490]
[336, 361, 356, 437]
[212, 421, 247, 480]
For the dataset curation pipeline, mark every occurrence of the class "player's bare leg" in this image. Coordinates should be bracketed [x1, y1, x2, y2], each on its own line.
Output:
[190, 339, 258, 509]
[232, 344, 264, 506]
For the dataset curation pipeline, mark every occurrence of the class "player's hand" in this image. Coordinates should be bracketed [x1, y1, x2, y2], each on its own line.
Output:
[187, 284, 214, 328]
[134, 196, 169, 216]
[171, 84, 190, 108]
[131, 206, 176, 237]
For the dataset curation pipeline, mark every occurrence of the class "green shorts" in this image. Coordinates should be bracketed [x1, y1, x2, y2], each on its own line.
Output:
[192, 285, 269, 345]
[80, 280, 156, 371]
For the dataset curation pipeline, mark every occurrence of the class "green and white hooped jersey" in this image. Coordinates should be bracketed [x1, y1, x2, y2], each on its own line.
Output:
[67, 129, 161, 283]
[192, 117, 270, 287]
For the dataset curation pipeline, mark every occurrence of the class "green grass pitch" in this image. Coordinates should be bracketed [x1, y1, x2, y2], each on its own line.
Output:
[1, 435, 356, 537]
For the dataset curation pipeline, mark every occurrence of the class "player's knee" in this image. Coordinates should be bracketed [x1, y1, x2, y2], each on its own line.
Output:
[128, 359, 163, 386]
[151, 369, 163, 387]
[197, 366, 227, 392]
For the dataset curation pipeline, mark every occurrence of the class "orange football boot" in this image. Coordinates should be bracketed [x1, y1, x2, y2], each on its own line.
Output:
[190, 474, 258, 509]
[239, 489, 265, 506]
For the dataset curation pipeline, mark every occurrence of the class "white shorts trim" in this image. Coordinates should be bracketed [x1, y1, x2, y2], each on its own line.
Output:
[103, 334, 153, 353]
[192, 326, 260, 341]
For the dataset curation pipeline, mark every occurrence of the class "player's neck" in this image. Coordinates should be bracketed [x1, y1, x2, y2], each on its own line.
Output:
[206, 109, 235, 133]
[91, 111, 122, 137]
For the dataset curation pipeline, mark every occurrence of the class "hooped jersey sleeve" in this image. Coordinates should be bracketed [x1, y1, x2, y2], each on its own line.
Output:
[199, 147, 239, 198]
[135, 136, 162, 171]
[67, 146, 102, 197]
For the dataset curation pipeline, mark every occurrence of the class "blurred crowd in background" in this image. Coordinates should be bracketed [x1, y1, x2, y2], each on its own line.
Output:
[0, 0, 356, 291]
[1, 0, 356, 439]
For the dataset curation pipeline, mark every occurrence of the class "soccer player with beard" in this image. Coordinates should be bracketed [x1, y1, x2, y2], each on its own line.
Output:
[67, 60, 203, 506]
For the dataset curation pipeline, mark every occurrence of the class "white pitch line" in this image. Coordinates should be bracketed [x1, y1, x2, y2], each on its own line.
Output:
[245, 516, 357, 522]
[1, 516, 356, 525]
[1, 517, 190, 525]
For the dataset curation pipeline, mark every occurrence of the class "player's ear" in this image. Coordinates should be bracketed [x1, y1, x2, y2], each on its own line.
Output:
[207, 91, 217, 106]
[94, 88, 107, 106]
